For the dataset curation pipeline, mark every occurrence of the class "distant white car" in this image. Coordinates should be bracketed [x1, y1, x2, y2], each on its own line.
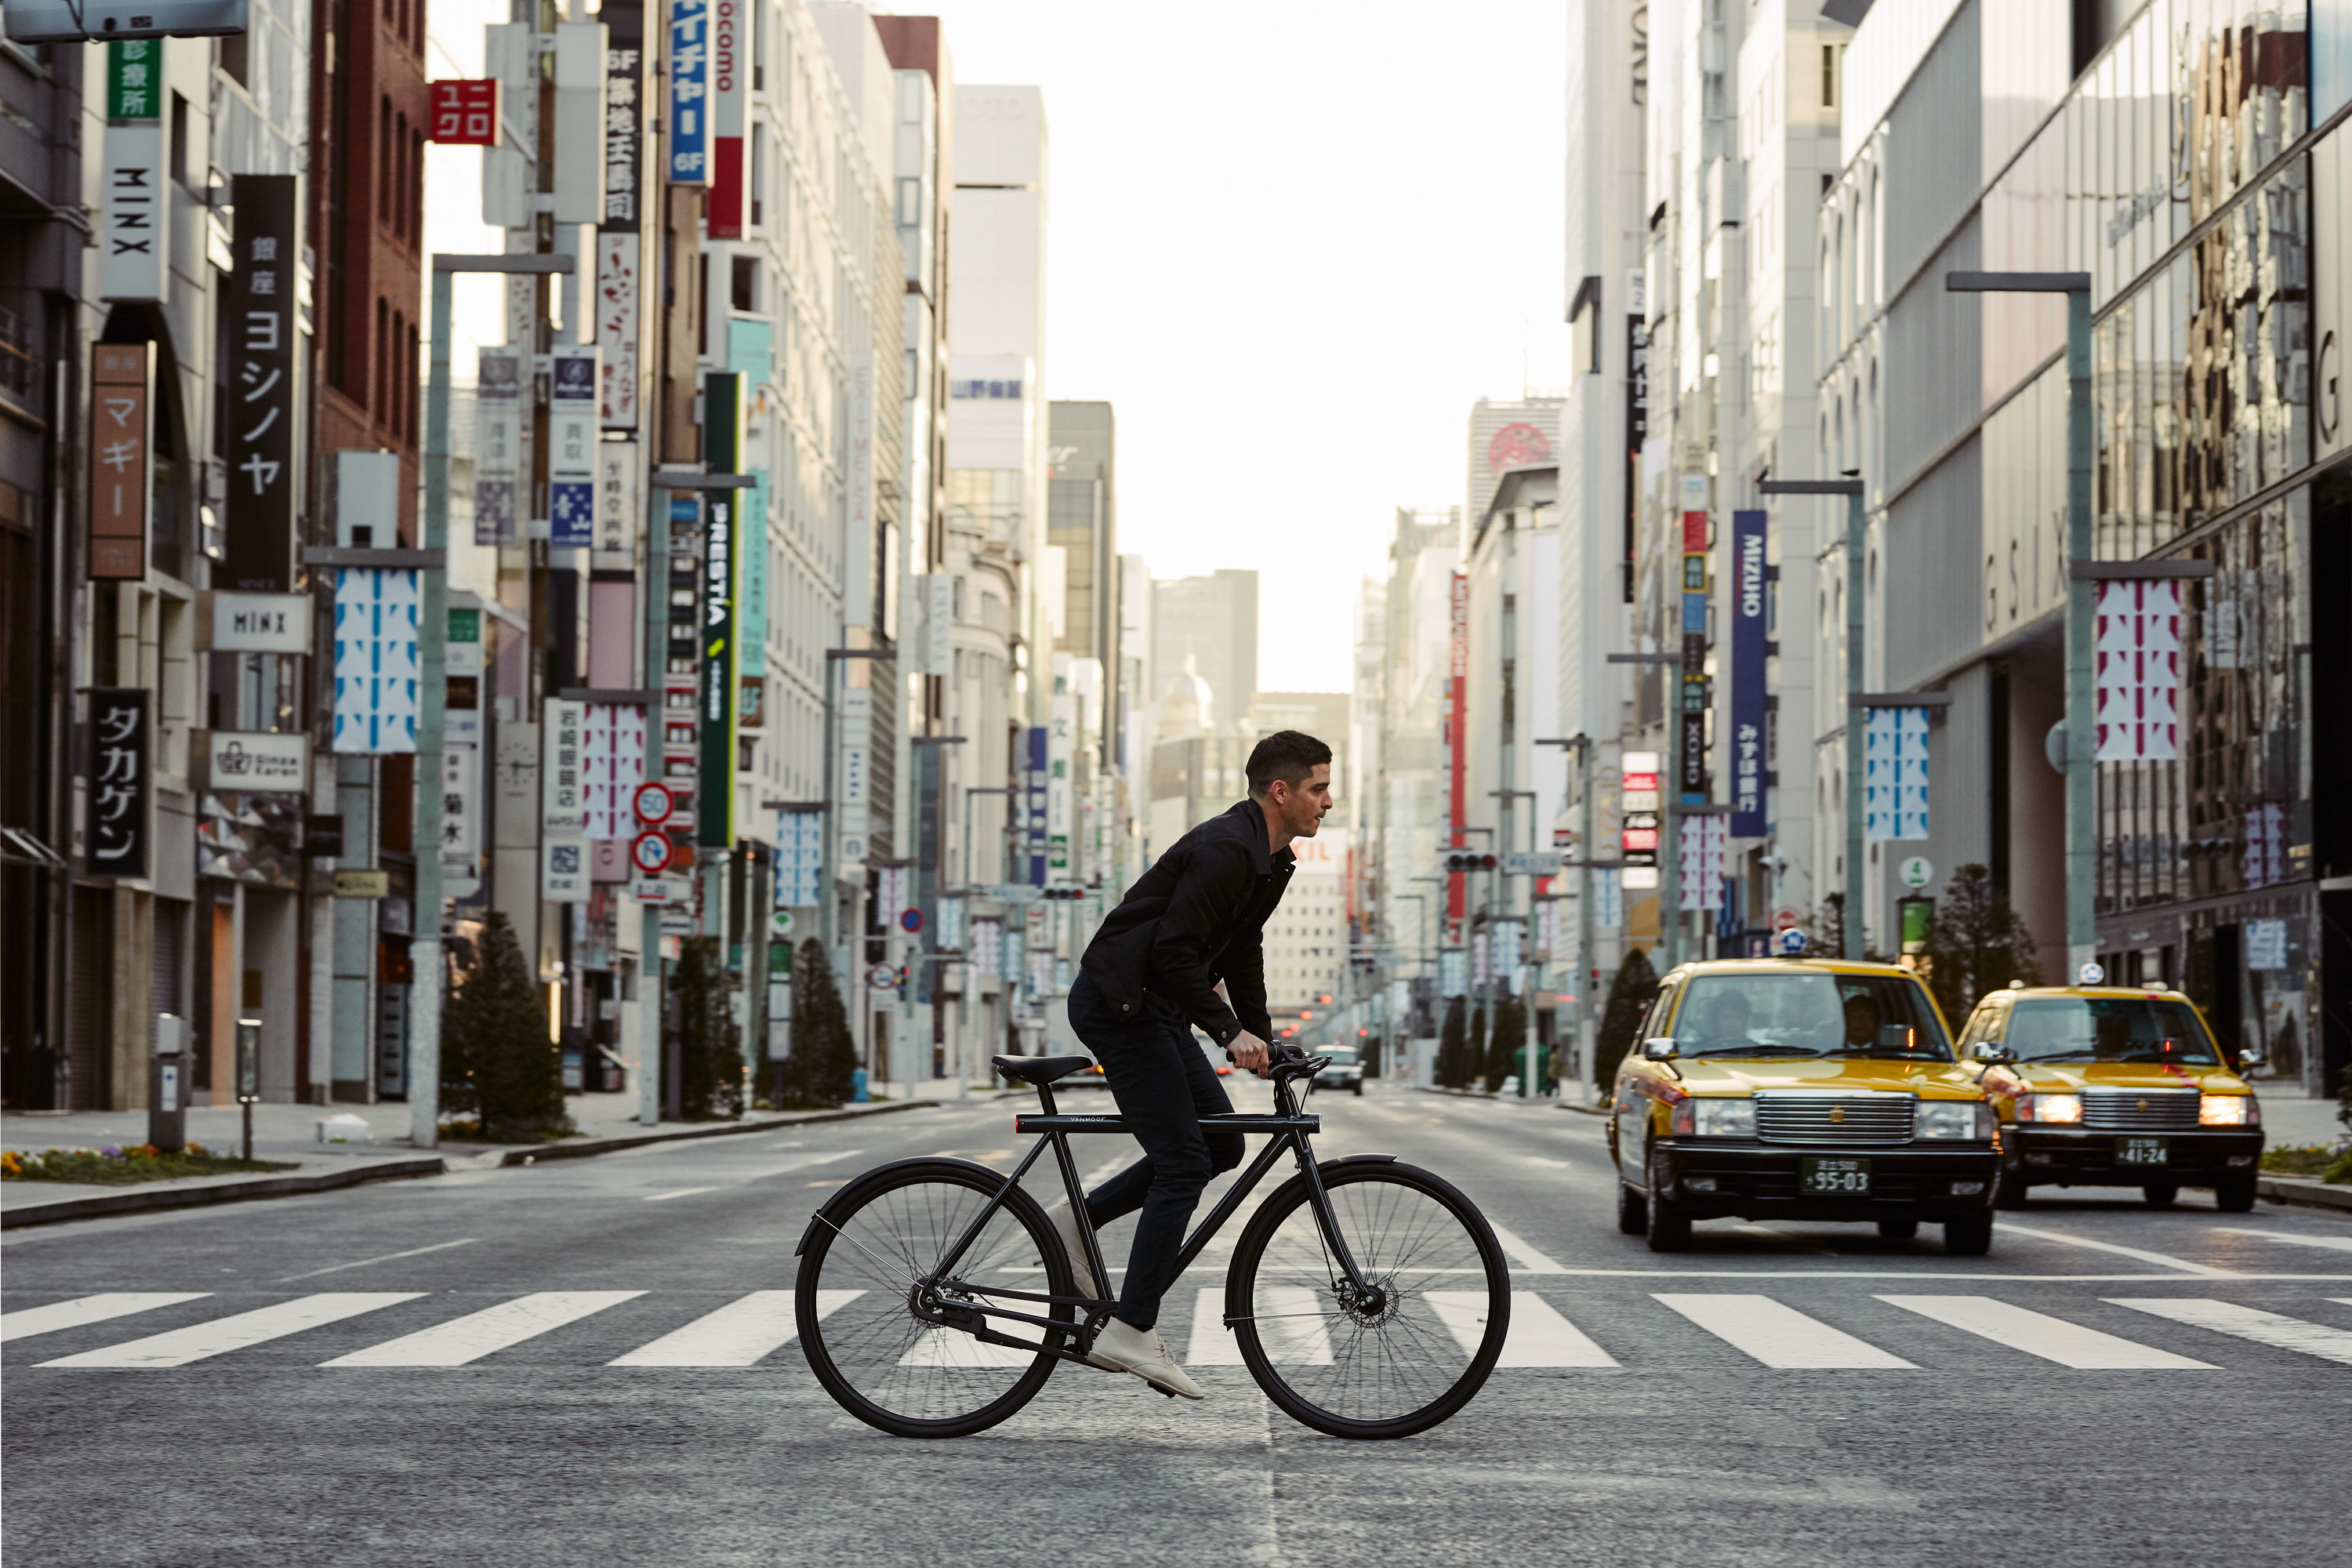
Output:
[1312, 1047, 1364, 1095]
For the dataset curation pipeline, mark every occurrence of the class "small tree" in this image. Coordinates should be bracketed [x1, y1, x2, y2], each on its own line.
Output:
[1918, 864, 2042, 1024]
[1485, 994, 1528, 1089]
[1813, 893, 1847, 961]
[672, 935, 745, 1120]
[443, 911, 567, 1141]
[782, 939, 857, 1108]
[1592, 946, 1660, 1093]
[1435, 996, 1471, 1089]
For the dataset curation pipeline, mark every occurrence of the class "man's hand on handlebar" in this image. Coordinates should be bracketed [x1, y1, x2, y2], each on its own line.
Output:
[1227, 1030, 1272, 1078]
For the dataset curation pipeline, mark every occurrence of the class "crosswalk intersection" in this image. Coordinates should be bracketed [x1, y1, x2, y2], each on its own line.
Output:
[7, 1287, 2350, 1374]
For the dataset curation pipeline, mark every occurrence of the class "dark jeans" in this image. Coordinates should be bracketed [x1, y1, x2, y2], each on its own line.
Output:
[1065, 971, 1245, 1331]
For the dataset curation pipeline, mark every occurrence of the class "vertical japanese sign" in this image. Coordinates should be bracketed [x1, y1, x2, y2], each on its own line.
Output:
[1729, 509, 1768, 836]
[101, 42, 166, 302]
[696, 372, 743, 849]
[839, 643, 870, 866]
[595, 439, 641, 565]
[543, 698, 588, 903]
[1622, 301, 1646, 604]
[441, 746, 480, 873]
[1025, 725, 1048, 885]
[1447, 571, 1468, 926]
[88, 343, 151, 579]
[1863, 708, 1930, 840]
[706, 0, 745, 236]
[666, 0, 709, 183]
[599, 0, 645, 429]
[549, 346, 598, 547]
[2095, 581, 2182, 760]
[85, 689, 149, 877]
[473, 348, 521, 546]
[1620, 750, 1660, 887]
[1047, 659, 1073, 874]
[1678, 483, 1709, 802]
[224, 174, 299, 592]
[1679, 815, 1725, 910]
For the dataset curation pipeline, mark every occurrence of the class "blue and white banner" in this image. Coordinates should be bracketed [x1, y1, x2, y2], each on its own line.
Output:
[1594, 867, 1623, 931]
[1728, 509, 1768, 836]
[666, 0, 708, 182]
[1864, 707, 1930, 840]
[775, 808, 824, 907]
[332, 568, 419, 753]
[1439, 948, 1468, 998]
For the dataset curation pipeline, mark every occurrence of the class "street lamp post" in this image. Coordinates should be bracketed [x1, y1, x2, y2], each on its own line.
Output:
[1490, 788, 1537, 1098]
[1757, 477, 1867, 960]
[819, 647, 895, 957]
[1537, 736, 1594, 1100]
[905, 734, 968, 1085]
[412, 252, 572, 1152]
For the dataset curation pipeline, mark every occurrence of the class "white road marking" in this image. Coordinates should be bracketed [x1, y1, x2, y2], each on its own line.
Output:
[1185, 1286, 1243, 1365]
[1427, 1290, 1618, 1367]
[896, 1322, 1041, 1367]
[38, 1294, 423, 1367]
[1, 1293, 211, 1344]
[322, 1291, 644, 1367]
[2211, 1228, 2352, 1254]
[731, 1149, 866, 1183]
[1521, 1156, 1573, 1168]
[1993, 1222, 2237, 1277]
[642, 1188, 720, 1202]
[1181, 1285, 1330, 1364]
[1653, 1294, 1916, 1368]
[608, 1290, 862, 1366]
[2107, 1298, 2352, 1365]
[1485, 1221, 1569, 1275]
[281, 1240, 478, 1279]
[1878, 1295, 2215, 1369]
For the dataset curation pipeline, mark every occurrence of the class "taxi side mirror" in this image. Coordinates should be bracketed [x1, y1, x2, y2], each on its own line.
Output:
[1972, 1042, 2017, 1065]
[2235, 1047, 2265, 1070]
[1642, 1037, 1679, 1063]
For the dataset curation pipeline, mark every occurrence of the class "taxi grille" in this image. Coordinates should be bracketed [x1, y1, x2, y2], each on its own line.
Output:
[1753, 1093, 1915, 1146]
[2079, 1087, 2200, 1131]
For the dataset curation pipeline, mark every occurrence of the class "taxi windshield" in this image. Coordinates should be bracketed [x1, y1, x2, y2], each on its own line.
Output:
[2002, 996, 2218, 1065]
[1670, 972, 1952, 1062]
[1322, 1049, 1359, 1066]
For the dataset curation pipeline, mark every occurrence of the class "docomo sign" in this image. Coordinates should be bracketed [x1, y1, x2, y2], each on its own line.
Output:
[428, 79, 499, 145]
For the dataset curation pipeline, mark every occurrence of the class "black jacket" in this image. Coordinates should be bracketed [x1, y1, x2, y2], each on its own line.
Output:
[1077, 798, 1296, 1047]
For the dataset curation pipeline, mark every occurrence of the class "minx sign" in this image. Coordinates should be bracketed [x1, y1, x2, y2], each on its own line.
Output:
[212, 591, 312, 653]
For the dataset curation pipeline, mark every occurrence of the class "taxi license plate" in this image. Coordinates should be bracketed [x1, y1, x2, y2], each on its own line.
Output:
[2115, 1137, 2169, 1167]
[1800, 1157, 1871, 1196]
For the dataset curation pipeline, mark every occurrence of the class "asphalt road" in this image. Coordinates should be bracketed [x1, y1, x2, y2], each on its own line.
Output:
[6, 1081, 2350, 1567]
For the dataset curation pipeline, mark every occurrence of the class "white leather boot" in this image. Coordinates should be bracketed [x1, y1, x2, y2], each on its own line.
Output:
[1087, 1316, 1205, 1401]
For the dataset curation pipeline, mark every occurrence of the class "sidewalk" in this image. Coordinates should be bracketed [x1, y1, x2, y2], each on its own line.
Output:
[2256, 1090, 2347, 1149]
[2, 1093, 931, 1227]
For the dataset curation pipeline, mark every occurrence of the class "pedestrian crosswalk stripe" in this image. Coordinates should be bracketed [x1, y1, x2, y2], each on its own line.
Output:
[2106, 1298, 2352, 1367]
[1878, 1296, 2216, 1369]
[322, 1292, 645, 1367]
[38, 1294, 423, 1368]
[1484, 1222, 1569, 1275]
[1427, 1290, 1618, 1367]
[898, 1322, 1040, 1367]
[1185, 1286, 1243, 1366]
[1653, 1294, 1917, 1369]
[1181, 1286, 1332, 1365]
[1, 1294, 212, 1345]
[611, 1290, 862, 1366]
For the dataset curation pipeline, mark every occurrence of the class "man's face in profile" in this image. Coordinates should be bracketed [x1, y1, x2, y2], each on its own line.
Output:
[1270, 764, 1333, 839]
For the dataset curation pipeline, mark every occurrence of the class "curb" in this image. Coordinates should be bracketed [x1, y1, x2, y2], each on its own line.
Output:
[1415, 1085, 1608, 1116]
[2258, 1174, 2352, 1215]
[0, 1098, 937, 1230]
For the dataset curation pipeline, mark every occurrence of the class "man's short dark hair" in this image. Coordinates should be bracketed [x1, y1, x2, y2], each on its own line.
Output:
[1247, 730, 1332, 797]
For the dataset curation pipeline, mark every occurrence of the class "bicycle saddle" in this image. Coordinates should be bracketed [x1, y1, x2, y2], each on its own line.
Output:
[992, 1054, 1097, 1085]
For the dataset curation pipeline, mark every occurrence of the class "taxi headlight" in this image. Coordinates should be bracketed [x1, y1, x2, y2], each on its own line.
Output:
[1690, 1098, 1755, 1138]
[2198, 1094, 2256, 1127]
[1915, 1102, 1984, 1140]
[2020, 1093, 2082, 1124]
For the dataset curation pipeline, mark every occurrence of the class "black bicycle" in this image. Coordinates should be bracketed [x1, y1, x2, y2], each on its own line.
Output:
[794, 1044, 1509, 1440]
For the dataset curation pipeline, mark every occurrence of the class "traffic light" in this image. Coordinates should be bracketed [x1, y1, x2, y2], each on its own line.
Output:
[1042, 887, 1086, 901]
[1317, 993, 1333, 1005]
[1443, 853, 1497, 873]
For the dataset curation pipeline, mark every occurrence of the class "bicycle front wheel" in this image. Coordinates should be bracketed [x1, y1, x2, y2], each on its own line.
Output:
[1227, 1160, 1509, 1439]
[796, 1159, 1075, 1439]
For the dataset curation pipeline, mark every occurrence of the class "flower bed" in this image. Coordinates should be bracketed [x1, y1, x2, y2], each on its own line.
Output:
[1, 1143, 300, 1186]
[2260, 1143, 2352, 1184]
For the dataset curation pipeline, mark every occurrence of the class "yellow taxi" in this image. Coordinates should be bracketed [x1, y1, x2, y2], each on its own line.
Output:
[1955, 981, 2264, 1210]
[1610, 953, 1998, 1254]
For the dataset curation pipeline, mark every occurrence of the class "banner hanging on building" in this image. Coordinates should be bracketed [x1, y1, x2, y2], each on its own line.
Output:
[775, 808, 823, 906]
[1678, 814, 1725, 910]
[1679, 485, 1709, 803]
[665, 0, 708, 183]
[88, 343, 151, 579]
[583, 701, 646, 840]
[696, 372, 744, 848]
[549, 346, 598, 548]
[2095, 580, 2182, 760]
[223, 173, 299, 592]
[1863, 707, 1930, 840]
[705, 0, 745, 234]
[100, 43, 166, 302]
[598, 0, 645, 427]
[332, 568, 420, 753]
[474, 347, 521, 546]
[85, 688, 149, 877]
[1728, 508, 1768, 836]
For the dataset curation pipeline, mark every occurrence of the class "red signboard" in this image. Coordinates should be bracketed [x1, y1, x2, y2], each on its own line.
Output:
[429, 79, 499, 144]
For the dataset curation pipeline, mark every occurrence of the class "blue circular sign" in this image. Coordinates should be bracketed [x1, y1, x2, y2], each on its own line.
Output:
[898, 909, 924, 934]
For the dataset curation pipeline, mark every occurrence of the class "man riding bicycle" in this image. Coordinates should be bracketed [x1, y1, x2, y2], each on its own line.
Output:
[1058, 729, 1332, 1400]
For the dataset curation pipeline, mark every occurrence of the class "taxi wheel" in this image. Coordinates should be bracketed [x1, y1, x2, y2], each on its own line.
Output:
[1643, 1151, 1690, 1251]
[2213, 1173, 2257, 1213]
[1943, 1213, 1994, 1256]
[2141, 1182, 2180, 1207]
[1877, 1218, 1918, 1241]
[1616, 1181, 1647, 1235]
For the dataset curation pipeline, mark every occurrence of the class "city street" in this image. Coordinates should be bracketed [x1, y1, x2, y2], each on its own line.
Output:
[5, 1083, 2349, 1567]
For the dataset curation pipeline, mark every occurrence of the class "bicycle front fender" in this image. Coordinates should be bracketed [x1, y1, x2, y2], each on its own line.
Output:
[793, 1156, 1011, 1256]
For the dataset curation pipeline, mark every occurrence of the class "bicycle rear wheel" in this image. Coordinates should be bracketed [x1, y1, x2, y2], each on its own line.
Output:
[1227, 1160, 1509, 1439]
[796, 1159, 1075, 1438]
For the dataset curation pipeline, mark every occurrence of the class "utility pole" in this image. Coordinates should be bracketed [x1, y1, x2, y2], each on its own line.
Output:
[1537, 736, 1596, 1100]
[1490, 788, 1537, 1096]
[411, 251, 572, 1152]
[1759, 477, 1867, 960]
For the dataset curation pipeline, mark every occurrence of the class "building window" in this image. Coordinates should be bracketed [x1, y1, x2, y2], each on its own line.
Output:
[379, 98, 393, 224]
[373, 296, 388, 418]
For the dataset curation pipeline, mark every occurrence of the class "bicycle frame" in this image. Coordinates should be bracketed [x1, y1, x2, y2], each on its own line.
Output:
[906, 1066, 1376, 1363]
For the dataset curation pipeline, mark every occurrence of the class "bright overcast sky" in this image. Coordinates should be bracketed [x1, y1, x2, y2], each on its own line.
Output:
[428, 1, 1577, 695]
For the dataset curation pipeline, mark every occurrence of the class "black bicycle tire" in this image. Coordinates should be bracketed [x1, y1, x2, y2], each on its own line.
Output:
[1226, 1161, 1510, 1440]
[796, 1158, 1073, 1439]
